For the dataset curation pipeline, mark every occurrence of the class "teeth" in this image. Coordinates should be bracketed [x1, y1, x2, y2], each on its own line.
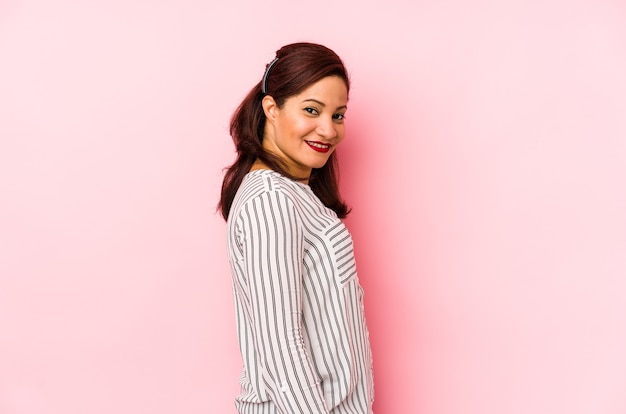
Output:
[307, 141, 330, 149]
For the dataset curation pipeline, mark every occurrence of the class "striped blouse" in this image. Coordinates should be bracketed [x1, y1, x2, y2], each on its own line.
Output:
[226, 169, 374, 414]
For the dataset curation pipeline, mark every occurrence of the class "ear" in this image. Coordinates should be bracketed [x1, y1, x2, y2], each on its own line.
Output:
[262, 95, 279, 123]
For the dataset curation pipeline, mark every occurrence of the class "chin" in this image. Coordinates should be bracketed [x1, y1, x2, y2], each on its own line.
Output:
[309, 160, 331, 169]
[312, 154, 334, 168]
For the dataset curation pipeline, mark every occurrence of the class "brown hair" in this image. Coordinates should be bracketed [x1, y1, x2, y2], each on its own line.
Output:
[218, 42, 351, 220]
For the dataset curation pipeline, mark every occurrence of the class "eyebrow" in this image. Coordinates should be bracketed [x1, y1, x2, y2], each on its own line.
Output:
[302, 99, 348, 111]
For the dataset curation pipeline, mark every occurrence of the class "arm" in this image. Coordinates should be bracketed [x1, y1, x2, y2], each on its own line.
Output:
[237, 190, 329, 414]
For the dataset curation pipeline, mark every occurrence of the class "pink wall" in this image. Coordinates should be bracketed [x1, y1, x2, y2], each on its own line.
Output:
[1, 1, 625, 413]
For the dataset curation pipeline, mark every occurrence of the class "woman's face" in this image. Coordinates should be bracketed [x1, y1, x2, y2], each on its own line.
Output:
[262, 75, 348, 181]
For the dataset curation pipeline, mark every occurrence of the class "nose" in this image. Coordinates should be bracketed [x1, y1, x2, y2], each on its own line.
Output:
[316, 116, 338, 139]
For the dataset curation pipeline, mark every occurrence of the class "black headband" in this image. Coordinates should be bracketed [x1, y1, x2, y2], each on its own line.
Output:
[261, 57, 279, 94]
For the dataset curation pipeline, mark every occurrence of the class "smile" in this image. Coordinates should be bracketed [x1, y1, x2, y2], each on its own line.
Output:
[305, 141, 331, 153]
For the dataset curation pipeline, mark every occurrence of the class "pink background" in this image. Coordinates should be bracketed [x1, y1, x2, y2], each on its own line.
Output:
[1, 0, 625, 413]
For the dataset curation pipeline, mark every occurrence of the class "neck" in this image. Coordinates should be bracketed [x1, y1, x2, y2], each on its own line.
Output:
[249, 160, 310, 185]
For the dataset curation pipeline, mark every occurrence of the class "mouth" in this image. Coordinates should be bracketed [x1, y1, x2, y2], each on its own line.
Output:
[305, 141, 331, 153]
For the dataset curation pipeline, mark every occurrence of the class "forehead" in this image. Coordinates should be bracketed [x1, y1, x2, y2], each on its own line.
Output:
[292, 76, 348, 105]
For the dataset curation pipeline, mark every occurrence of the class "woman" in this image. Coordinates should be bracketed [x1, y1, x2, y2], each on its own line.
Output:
[219, 42, 374, 414]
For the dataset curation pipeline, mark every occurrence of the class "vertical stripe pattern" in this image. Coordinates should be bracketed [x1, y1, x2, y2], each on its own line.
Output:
[227, 170, 374, 414]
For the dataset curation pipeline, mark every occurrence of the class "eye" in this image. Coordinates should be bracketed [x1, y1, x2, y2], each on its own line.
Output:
[333, 113, 346, 122]
[304, 107, 319, 115]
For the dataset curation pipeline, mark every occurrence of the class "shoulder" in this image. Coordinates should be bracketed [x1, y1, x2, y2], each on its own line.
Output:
[228, 170, 307, 221]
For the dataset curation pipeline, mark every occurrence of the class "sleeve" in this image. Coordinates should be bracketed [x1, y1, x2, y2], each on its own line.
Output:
[236, 190, 329, 414]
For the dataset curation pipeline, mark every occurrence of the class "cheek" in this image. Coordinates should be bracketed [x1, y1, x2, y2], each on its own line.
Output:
[277, 115, 309, 138]
[336, 126, 346, 144]
[293, 118, 317, 136]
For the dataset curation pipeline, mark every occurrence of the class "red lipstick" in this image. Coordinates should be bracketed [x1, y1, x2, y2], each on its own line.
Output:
[305, 141, 331, 153]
